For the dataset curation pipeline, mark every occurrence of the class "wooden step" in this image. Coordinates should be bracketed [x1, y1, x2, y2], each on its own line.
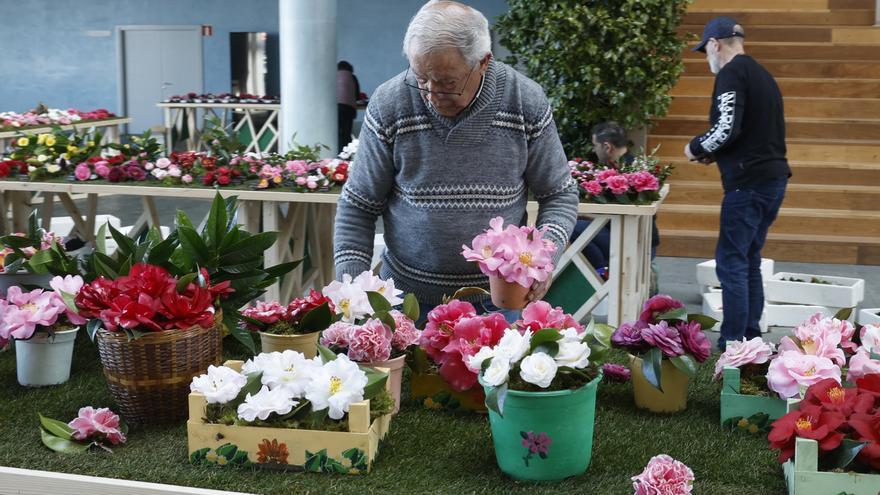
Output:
[664, 180, 880, 211]
[832, 27, 880, 44]
[690, 0, 831, 9]
[679, 25, 833, 42]
[672, 77, 880, 98]
[658, 157, 880, 185]
[829, 0, 877, 8]
[683, 42, 880, 61]
[654, 115, 880, 141]
[648, 135, 880, 163]
[684, 10, 875, 27]
[657, 204, 880, 237]
[668, 95, 880, 119]
[684, 59, 880, 78]
[657, 229, 880, 264]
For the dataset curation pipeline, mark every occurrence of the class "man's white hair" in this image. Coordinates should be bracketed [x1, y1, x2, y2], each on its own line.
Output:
[403, 1, 491, 66]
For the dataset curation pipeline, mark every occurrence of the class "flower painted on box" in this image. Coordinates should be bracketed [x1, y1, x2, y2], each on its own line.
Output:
[520, 431, 552, 467]
[257, 438, 289, 465]
[190, 443, 251, 468]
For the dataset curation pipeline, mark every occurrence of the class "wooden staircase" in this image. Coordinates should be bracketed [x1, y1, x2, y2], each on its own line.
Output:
[653, 0, 880, 265]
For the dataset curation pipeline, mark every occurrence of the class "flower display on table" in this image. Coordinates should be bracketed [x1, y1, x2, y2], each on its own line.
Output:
[0, 159, 24, 178]
[0, 275, 85, 349]
[338, 138, 358, 161]
[38, 406, 127, 454]
[164, 92, 278, 104]
[631, 454, 695, 495]
[569, 153, 672, 205]
[769, 374, 880, 473]
[190, 350, 392, 428]
[6, 127, 104, 180]
[0, 105, 115, 131]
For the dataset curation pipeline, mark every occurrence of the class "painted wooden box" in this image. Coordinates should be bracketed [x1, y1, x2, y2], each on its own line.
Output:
[187, 360, 391, 474]
[720, 367, 786, 431]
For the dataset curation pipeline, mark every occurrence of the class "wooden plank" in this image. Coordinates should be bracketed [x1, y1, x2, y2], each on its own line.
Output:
[0, 118, 132, 140]
[0, 467, 254, 495]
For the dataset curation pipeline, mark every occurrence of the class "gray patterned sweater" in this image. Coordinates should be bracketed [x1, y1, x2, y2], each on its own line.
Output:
[333, 59, 578, 305]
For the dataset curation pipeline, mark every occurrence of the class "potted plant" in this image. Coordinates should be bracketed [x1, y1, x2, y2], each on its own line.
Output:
[568, 154, 672, 205]
[242, 291, 336, 358]
[75, 263, 230, 424]
[0, 212, 76, 291]
[187, 350, 393, 473]
[462, 217, 556, 310]
[470, 302, 612, 481]
[770, 375, 880, 494]
[715, 337, 785, 432]
[611, 295, 714, 413]
[1, 275, 86, 386]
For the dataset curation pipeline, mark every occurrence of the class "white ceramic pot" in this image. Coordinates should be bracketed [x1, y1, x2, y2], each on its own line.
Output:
[15, 327, 78, 387]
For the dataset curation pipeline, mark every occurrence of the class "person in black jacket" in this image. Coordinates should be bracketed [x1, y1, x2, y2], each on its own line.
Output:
[685, 17, 791, 351]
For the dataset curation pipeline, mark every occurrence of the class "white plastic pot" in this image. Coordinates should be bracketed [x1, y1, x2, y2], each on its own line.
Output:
[15, 327, 78, 387]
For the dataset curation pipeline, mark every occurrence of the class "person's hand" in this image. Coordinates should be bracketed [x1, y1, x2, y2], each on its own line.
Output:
[528, 279, 550, 302]
[683, 143, 696, 161]
[697, 155, 715, 165]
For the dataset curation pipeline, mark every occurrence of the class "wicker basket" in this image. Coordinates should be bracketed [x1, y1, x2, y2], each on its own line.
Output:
[96, 318, 223, 425]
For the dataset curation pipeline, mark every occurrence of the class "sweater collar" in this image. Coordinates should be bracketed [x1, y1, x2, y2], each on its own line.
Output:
[426, 57, 500, 127]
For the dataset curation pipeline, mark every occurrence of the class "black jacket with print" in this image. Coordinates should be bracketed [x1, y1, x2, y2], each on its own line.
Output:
[688, 54, 791, 192]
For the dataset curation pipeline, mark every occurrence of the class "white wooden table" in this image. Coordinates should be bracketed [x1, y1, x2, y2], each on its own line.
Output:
[158, 102, 281, 154]
[0, 117, 131, 152]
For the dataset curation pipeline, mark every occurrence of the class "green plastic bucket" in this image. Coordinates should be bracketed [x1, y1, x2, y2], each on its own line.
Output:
[483, 373, 602, 481]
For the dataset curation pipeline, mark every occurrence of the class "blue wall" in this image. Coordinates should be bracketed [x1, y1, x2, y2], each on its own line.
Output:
[0, 0, 508, 114]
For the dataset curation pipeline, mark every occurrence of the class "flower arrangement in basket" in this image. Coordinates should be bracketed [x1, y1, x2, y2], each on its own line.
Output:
[769, 374, 880, 474]
[466, 302, 613, 481]
[461, 217, 556, 310]
[611, 295, 715, 413]
[569, 152, 672, 205]
[188, 350, 392, 473]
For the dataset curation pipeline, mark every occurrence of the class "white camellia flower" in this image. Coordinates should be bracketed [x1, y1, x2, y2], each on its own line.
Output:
[862, 324, 880, 353]
[190, 365, 247, 404]
[322, 274, 374, 322]
[482, 357, 511, 387]
[555, 340, 592, 369]
[46, 164, 61, 174]
[467, 346, 496, 372]
[237, 386, 298, 422]
[559, 327, 584, 343]
[305, 354, 368, 420]
[353, 271, 405, 307]
[242, 350, 321, 398]
[495, 328, 532, 364]
[519, 352, 559, 388]
[37, 154, 48, 162]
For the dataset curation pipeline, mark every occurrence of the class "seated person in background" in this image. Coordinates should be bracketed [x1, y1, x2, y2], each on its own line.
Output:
[570, 122, 661, 292]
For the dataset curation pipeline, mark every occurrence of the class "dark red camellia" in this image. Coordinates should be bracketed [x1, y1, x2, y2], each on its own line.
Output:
[768, 406, 846, 463]
[849, 413, 880, 470]
[287, 289, 335, 327]
[802, 378, 875, 420]
[676, 320, 711, 363]
[638, 294, 685, 324]
[857, 373, 880, 401]
[75, 263, 231, 333]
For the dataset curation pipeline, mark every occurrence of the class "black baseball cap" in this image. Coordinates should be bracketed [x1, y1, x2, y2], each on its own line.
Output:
[693, 16, 744, 52]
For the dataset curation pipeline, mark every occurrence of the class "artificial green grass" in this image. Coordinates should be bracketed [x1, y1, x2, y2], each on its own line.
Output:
[0, 333, 786, 494]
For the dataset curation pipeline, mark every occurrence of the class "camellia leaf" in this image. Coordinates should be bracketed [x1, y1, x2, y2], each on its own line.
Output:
[375, 311, 397, 332]
[642, 347, 664, 392]
[177, 226, 211, 266]
[362, 368, 389, 401]
[669, 354, 697, 378]
[687, 314, 718, 330]
[38, 414, 74, 440]
[485, 382, 508, 417]
[175, 272, 198, 293]
[529, 328, 564, 353]
[822, 439, 867, 470]
[233, 372, 264, 404]
[228, 322, 256, 355]
[366, 291, 392, 314]
[833, 307, 853, 322]
[657, 307, 687, 322]
[446, 286, 489, 303]
[204, 193, 228, 250]
[40, 427, 90, 454]
[27, 249, 54, 274]
[402, 293, 420, 322]
[264, 259, 302, 278]
[299, 302, 333, 333]
[317, 344, 338, 363]
[532, 342, 560, 358]
[60, 291, 78, 314]
[86, 319, 103, 341]
[107, 224, 136, 258]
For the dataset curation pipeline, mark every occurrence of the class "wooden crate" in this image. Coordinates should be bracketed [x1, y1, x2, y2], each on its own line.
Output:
[765, 272, 865, 308]
[187, 360, 391, 474]
[720, 367, 786, 431]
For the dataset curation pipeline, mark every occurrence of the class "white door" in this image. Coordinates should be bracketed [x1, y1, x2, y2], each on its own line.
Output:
[119, 26, 203, 135]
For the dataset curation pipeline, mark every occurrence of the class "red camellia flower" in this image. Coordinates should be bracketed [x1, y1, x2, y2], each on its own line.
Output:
[639, 294, 685, 324]
[802, 378, 875, 420]
[159, 285, 215, 329]
[202, 172, 215, 185]
[768, 406, 846, 463]
[419, 300, 478, 364]
[849, 413, 880, 470]
[857, 373, 880, 400]
[200, 156, 217, 170]
[287, 289, 335, 328]
[438, 313, 508, 392]
[217, 175, 231, 185]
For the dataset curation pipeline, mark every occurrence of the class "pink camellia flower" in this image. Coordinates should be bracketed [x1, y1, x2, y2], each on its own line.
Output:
[389, 310, 420, 351]
[419, 300, 478, 364]
[605, 174, 631, 195]
[285, 160, 309, 176]
[860, 324, 880, 353]
[517, 300, 583, 333]
[241, 301, 287, 331]
[767, 351, 841, 399]
[582, 180, 603, 196]
[676, 320, 710, 363]
[778, 317, 846, 367]
[640, 294, 685, 324]
[68, 406, 126, 445]
[307, 180, 318, 190]
[713, 337, 774, 379]
[74, 163, 91, 181]
[808, 313, 857, 353]
[155, 157, 171, 169]
[642, 321, 685, 357]
[439, 313, 508, 391]
[347, 318, 392, 363]
[320, 321, 354, 348]
[595, 169, 619, 182]
[182, 174, 193, 184]
[49, 275, 87, 325]
[632, 454, 694, 495]
[495, 225, 556, 288]
[846, 351, 880, 383]
[295, 177, 307, 186]
[626, 171, 660, 192]
[461, 217, 507, 274]
[94, 163, 110, 178]
[0, 286, 66, 341]
[603, 363, 631, 382]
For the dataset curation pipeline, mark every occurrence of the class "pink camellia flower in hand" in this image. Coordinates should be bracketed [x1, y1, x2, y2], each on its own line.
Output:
[347, 318, 392, 363]
[767, 351, 841, 399]
[74, 163, 91, 181]
[517, 300, 583, 333]
[642, 321, 685, 357]
[461, 217, 506, 275]
[320, 321, 354, 348]
[68, 406, 126, 445]
[495, 226, 556, 288]
[389, 310, 420, 351]
[713, 337, 774, 379]
[846, 351, 880, 383]
[631, 454, 694, 495]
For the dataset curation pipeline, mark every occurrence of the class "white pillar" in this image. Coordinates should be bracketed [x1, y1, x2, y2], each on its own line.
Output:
[279, 0, 338, 155]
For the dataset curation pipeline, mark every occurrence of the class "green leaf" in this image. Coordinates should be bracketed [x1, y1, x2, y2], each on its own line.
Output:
[108, 224, 136, 258]
[220, 259, 264, 274]
[204, 193, 228, 250]
[317, 343, 338, 363]
[687, 314, 719, 330]
[657, 307, 687, 321]
[263, 259, 302, 278]
[86, 319, 103, 341]
[0, 234, 37, 249]
[177, 226, 211, 266]
[403, 293, 420, 322]
[219, 232, 277, 264]
[40, 427, 90, 454]
[822, 439, 867, 470]
[233, 372, 264, 405]
[299, 302, 334, 333]
[38, 414, 74, 440]
[529, 328, 564, 353]
[375, 311, 396, 332]
[669, 354, 697, 378]
[147, 233, 178, 265]
[532, 342, 560, 358]
[175, 272, 198, 292]
[642, 347, 663, 392]
[485, 382, 508, 417]
[175, 210, 195, 231]
[362, 368, 389, 401]
[95, 224, 108, 254]
[366, 291, 392, 314]
[60, 291, 78, 314]
[833, 308, 853, 321]
[26, 249, 54, 274]
[226, 314, 256, 354]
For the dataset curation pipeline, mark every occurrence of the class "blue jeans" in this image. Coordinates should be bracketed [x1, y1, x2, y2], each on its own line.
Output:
[416, 298, 521, 328]
[716, 177, 787, 351]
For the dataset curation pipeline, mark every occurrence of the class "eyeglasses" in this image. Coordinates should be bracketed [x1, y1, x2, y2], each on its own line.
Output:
[404, 63, 477, 96]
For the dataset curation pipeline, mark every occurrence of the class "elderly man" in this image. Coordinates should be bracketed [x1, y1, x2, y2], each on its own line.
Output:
[685, 17, 790, 350]
[333, 0, 578, 316]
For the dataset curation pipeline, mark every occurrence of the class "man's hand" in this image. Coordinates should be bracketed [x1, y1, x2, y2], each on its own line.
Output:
[683, 143, 696, 161]
[528, 279, 550, 302]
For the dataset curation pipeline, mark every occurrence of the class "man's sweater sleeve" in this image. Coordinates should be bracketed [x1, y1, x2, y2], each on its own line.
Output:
[523, 104, 579, 263]
[333, 104, 395, 280]
[688, 66, 747, 157]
